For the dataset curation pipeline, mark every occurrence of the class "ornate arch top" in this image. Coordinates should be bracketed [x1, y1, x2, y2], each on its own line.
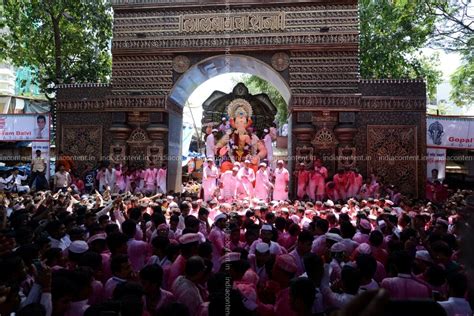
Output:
[169, 54, 292, 107]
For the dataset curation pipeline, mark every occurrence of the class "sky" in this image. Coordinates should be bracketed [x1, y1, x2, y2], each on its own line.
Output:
[183, 49, 468, 129]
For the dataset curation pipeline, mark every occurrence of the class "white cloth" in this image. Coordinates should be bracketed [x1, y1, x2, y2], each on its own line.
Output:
[203, 165, 219, 202]
[105, 168, 116, 190]
[171, 276, 203, 316]
[263, 134, 273, 165]
[237, 167, 255, 198]
[438, 297, 473, 316]
[273, 167, 289, 201]
[255, 169, 272, 201]
[157, 168, 167, 193]
[220, 170, 238, 201]
[205, 133, 215, 159]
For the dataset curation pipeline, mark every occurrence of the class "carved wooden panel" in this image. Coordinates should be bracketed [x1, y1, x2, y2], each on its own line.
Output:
[361, 97, 426, 111]
[311, 127, 338, 150]
[61, 125, 102, 163]
[367, 125, 418, 196]
[337, 145, 357, 170]
[112, 5, 358, 51]
[111, 55, 173, 95]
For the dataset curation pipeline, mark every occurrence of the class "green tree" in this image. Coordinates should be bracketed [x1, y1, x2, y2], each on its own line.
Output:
[238, 75, 288, 126]
[360, 0, 442, 99]
[0, 0, 112, 95]
[426, 0, 473, 107]
[450, 56, 474, 108]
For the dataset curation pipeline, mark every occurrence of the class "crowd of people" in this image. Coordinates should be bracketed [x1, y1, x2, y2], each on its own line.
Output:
[1, 151, 168, 197]
[0, 156, 472, 316]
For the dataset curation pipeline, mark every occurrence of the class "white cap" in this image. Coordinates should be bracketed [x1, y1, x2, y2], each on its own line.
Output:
[212, 129, 218, 132]
[261, 224, 273, 231]
[324, 200, 334, 207]
[264, 128, 269, 133]
[179, 233, 201, 244]
[277, 160, 284, 164]
[214, 213, 227, 222]
[232, 167, 239, 171]
[69, 240, 89, 254]
[357, 243, 372, 255]
[244, 159, 251, 164]
[259, 162, 267, 167]
[415, 250, 433, 263]
[256, 242, 270, 253]
[222, 117, 227, 121]
[207, 157, 214, 162]
[325, 232, 343, 243]
[87, 233, 107, 244]
[331, 242, 346, 253]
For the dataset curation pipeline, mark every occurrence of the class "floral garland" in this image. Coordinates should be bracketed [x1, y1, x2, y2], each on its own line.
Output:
[227, 130, 250, 163]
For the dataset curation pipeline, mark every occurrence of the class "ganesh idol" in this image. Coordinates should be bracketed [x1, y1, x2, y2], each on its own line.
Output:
[215, 99, 267, 172]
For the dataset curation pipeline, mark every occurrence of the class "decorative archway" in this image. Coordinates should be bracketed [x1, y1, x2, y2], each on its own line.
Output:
[56, 0, 427, 197]
[166, 54, 293, 191]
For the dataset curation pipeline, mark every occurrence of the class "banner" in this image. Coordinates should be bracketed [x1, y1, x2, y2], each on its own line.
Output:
[427, 116, 474, 149]
[0, 114, 50, 141]
[32, 142, 50, 180]
[426, 148, 446, 181]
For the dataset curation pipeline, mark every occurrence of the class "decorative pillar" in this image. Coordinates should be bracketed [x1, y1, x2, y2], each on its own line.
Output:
[109, 112, 131, 164]
[334, 112, 358, 170]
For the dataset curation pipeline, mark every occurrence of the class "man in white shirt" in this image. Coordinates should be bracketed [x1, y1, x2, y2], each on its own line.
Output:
[171, 256, 207, 315]
[1, 168, 29, 193]
[205, 128, 217, 160]
[54, 165, 71, 191]
[105, 163, 117, 192]
[321, 264, 359, 310]
[30, 149, 48, 190]
[438, 272, 472, 316]
[34, 114, 47, 139]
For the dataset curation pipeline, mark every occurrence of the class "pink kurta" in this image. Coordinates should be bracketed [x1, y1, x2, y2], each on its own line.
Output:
[203, 166, 219, 202]
[220, 170, 238, 201]
[275, 287, 297, 316]
[314, 166, 328, 196]
[273, 167, 289, 201]
[156, 168, 167, 193]
[333, 174, 348, 201]
[289, 249, 306, 276]
[380, 274, 431, 299]
[144, 168, 157, 192]
[127, 239, 152, 272]
[209, 226, 226, 272]
[88, 279, 104, 306]
[237, 167, 256, 198]
[167, 255, 186, 290]
[296, 170, 309, 200]
[255, 169, 272, 201]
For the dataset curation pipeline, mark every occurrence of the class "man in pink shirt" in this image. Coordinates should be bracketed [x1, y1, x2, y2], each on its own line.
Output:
[381, 250, 430, 299]
[237, 159, 256, 199]
[208, 213, 228, 272]
[122, 220, 151, 272]
[257, 254, 298, 316]
[167, 233, 200, 289]
[255, 163, 273, 201]
[144, 162, 158, 195]
[295, 163, 309, 200]
[219, 166, 239, 202]
[289, 230, 313, 276]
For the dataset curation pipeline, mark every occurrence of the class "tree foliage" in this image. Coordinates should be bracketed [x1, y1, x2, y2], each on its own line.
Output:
[0, 0, 113, 95]
[238, 75, 288, 126]
[360, 0, 442, 99]
[426, 0, 474, 107]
